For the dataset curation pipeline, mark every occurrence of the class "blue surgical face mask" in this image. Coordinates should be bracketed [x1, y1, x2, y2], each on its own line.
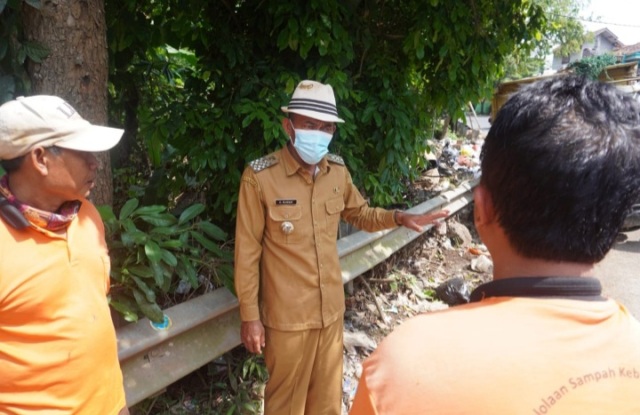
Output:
[291, 127, 333, 165]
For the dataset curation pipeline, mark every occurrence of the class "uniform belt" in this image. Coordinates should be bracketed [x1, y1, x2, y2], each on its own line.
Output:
[470, 277, 605, 302]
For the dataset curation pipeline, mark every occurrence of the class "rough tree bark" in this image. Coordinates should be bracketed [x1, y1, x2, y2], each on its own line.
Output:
[22, 0, 115, 207]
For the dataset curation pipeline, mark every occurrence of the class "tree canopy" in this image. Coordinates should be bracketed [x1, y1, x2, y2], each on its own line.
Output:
[105, 0, 550, 220]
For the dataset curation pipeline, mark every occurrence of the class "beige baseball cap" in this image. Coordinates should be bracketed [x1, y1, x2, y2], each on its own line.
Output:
[0, 95, 124, 160]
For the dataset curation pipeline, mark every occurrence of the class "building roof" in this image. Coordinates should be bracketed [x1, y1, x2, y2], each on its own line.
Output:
[553, 28, 625, 55]
[593, 28, 624, 49]
[614, 42, 640, 56]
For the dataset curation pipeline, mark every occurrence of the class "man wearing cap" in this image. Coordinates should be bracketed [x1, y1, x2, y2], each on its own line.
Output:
[0, 96, 128, 414]
[234, 80, 448, 414]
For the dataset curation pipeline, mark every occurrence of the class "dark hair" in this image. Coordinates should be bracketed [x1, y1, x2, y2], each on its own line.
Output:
[0, 146, 63, 174]
[481, 75, 640, 263]
[0, 155, 26, 173]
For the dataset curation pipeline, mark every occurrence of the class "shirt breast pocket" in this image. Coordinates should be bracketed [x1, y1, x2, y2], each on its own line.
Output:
[267, 205, 303, 244]
[325, 197, 344, 238]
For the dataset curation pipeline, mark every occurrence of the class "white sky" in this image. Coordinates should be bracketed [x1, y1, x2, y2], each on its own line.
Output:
[580, 0, 640, 46]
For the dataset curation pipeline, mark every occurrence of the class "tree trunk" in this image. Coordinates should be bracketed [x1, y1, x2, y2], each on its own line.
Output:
[22, 0, 114, 207]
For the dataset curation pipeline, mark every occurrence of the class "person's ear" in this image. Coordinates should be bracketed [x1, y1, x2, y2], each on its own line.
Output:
[473, 184, 496, 227]
[282, 117, 295, 141]
[29, 147, 50, 176]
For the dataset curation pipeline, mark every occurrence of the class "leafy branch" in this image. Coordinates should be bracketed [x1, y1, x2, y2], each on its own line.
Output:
[0, 0, 50, 103]
[99, 199, 233, 323]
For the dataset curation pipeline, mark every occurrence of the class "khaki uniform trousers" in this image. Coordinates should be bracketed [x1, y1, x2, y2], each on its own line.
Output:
[263, 318, 343, 415]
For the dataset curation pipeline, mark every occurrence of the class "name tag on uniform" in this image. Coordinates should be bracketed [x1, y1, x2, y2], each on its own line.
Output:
[276, 199, 297, 205]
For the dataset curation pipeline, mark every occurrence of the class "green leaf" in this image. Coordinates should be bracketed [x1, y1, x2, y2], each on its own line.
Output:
[144, 240, 162, 263]
[151, 262, 172, 292]
[16, 47, 26, 65]
[119, 199, 139, 220]
[190, 231, 222, 254]
[198, 221, 227, 241]
[22, 41, 50, 63]
[132, 276, 156, 303]
[139, 213, 177, 227]
[122, 228, 147, 246]
[160, 248, 178, 267]
[108, 297, 139, 322]
[132, 289, 164, 322]
[178, 256, 198, 288]
[159, 239, 184, 249]
[127, 265, 154, 278]
[96, 204, 116, 222]
[217, 264, 236, 295]
[132, 205, 167, 216]
[178, 203, 205, 224]
[150, 226, 179, 236]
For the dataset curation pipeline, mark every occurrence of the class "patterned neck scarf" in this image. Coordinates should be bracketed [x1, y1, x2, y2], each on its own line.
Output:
[0, 175, 81, 231]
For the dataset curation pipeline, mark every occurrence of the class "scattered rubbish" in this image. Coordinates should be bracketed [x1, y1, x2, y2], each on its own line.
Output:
[470, 255, 493, 273]
[434, 277, 471, 306]
[343, 331, 377, 355]
[150, 314, 172, 331]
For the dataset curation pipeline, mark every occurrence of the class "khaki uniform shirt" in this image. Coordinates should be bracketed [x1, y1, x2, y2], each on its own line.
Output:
[234, 145, 396, 330]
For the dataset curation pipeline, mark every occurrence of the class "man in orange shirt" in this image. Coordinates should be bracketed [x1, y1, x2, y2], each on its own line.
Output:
[0, 96, 128, 414]
[350, 75, 640, 414]
[234, 80, 448, 414]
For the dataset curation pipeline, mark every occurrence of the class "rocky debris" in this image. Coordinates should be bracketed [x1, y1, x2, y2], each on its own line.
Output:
[448, 220, 474, 247]
[470, 254, 493, 273]
[343, 330, 377, 355]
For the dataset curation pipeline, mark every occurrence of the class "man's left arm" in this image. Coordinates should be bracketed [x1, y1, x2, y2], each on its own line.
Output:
[341, 168, 447, 232]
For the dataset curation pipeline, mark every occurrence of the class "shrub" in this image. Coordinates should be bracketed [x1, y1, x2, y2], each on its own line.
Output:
[99, 199, 233, 323]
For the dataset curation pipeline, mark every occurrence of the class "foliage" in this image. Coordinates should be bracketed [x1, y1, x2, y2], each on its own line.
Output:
[132, 349, 268, 414]
[0, 0, 50, 103]
[105, 0, 550, 217]
[501, 0, 587, 81]
[538, 0, 589, 58]
[98, 199, 233, 323]
[501, 53, 547, 81]
[569, 54, 618, 80]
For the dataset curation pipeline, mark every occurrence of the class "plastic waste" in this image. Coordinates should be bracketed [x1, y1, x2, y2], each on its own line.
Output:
[435, 277, 471, 306]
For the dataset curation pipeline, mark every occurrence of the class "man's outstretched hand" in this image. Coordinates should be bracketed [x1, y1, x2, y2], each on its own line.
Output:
[395, 209, 449, 233]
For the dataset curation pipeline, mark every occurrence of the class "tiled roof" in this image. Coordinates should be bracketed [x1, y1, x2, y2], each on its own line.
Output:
[614, 42, 640, 56]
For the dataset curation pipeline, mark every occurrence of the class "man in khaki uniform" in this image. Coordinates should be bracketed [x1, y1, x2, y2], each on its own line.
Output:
[234, 80, 448, 414]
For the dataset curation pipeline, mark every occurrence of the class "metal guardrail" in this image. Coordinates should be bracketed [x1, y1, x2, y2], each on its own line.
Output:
[117, 178, 479, 407]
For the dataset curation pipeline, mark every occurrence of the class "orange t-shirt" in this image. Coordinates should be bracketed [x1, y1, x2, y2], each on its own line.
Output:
[0, 201, 126, 414]
[350, 296, 640, 414]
